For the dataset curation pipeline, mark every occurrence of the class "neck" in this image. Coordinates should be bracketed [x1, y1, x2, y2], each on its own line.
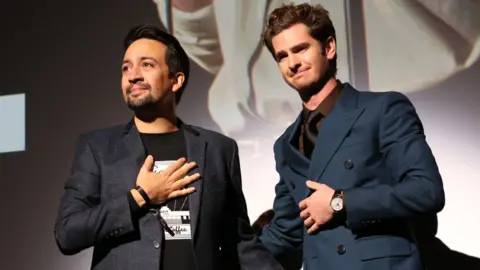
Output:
[133, 105, 179, 134]
[303, 77, 338, 110]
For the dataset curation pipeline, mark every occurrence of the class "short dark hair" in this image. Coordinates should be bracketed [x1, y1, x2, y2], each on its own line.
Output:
[123, 24, 190, 104]
[263, 3, 337, 74]
[252, 209, 275, 236]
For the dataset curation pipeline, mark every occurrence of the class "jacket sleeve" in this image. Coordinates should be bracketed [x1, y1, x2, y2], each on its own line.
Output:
[344, 92, 445, 231]
[258, 177, 304, 258]
[54, 135, 137, 255]
[258, 136, 304, 259]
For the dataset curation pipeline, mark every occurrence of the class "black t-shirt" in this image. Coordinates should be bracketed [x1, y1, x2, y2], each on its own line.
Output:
[139, 129, 196, 270]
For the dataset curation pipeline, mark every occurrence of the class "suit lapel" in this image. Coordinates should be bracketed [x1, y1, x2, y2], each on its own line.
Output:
[182, 123, 206, 243]
[122, 119, 146, 189]
[306, 85, 365, 195]
[283, 114, 310, 177]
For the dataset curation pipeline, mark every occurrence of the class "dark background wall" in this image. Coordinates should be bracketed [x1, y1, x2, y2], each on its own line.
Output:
[0, 1, 213, 269]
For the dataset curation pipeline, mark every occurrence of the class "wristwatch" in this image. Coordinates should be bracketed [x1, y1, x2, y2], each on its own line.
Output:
[330, 190, 344, 213]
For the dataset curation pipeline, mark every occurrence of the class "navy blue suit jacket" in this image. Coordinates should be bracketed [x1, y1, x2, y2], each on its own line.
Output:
[54, 120, 283, 270]
[259, 84, 445, 270]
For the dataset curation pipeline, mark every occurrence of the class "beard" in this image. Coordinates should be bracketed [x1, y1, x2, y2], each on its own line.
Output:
[126, 83, 157, 111]
[126, 93, 156, 110]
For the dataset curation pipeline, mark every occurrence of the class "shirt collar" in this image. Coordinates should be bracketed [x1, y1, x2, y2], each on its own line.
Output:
[302, 80, 343, 120]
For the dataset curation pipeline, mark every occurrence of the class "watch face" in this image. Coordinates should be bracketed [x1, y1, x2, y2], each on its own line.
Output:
[331, 197, 343, 212]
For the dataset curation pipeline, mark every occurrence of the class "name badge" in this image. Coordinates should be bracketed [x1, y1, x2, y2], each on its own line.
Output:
[160, 206, 192, 240]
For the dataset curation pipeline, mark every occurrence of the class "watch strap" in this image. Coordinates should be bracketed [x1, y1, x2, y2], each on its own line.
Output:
[136, 186, 151, 206]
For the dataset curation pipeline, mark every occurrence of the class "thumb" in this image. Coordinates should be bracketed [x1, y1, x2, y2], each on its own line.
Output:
[141, 155, 154, 173]
[306, 180, 320, 190]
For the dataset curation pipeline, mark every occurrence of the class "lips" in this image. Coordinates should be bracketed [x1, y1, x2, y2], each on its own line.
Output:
[129, 87, 147, 95]
[293, 70, 307, 78]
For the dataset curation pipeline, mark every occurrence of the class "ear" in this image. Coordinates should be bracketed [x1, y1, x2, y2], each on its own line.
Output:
[171, 72, 185, 93]
[325, 36, 336, 60]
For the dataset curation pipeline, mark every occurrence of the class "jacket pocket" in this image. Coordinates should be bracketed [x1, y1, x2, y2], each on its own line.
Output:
[357, 235, 412, 261]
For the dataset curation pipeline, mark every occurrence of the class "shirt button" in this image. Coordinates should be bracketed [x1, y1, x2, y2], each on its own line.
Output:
[337, 245, 346, 255]
[153, 241, 160, 249]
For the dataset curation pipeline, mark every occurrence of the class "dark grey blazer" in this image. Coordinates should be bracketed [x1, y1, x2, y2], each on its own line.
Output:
[54, 119, 282, 270]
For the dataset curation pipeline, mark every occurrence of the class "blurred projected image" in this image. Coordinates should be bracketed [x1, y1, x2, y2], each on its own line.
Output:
[152, 0, 353, 219]
[154, 0, 325, 138]
[154, 0, 479, 136]
[359, 0, 480, 93]
[153, 0, 480, 221]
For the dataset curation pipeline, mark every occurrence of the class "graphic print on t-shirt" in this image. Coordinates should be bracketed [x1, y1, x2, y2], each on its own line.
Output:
[154, 160, 192, 241]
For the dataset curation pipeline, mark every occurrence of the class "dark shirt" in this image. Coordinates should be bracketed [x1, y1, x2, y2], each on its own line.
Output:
[299, 81, 343, 158]
[128, 129, 196, 270]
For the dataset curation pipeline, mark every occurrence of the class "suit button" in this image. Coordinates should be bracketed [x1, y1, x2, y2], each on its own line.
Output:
[337, 245, 346, 255]
[344, 159, 354, 170]
[153, 241, 160, 249]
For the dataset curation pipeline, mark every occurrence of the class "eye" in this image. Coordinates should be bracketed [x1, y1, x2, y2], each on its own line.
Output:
[276, 54, 287, 62]
[294, 46, 308, 54]
[142, 62, 154, 68]
[121, 65, 130, 72]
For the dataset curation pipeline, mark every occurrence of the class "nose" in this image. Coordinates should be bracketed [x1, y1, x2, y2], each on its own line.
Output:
[127, 65, 143, 84]
[287, 54, 301, 72]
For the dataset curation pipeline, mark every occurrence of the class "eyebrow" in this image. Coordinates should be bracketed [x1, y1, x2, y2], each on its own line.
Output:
[122, 56, 159, 65]
[275, 42, 310, 58]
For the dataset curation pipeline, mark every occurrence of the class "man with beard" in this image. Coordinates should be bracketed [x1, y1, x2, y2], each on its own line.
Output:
[54, 24, 283, 270]
[257, 4, 445, 270]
